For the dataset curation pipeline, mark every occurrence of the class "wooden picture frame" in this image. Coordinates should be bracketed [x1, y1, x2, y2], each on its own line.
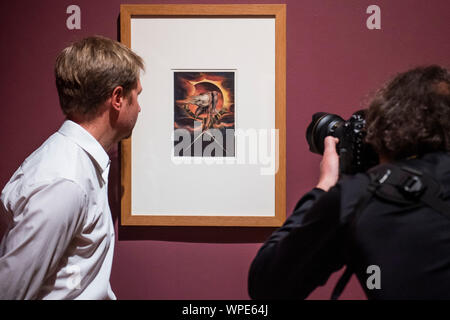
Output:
[120, 4, 286, 226]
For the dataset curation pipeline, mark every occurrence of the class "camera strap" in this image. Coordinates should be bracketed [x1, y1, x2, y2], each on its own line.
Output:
[331, 163, 450, 299]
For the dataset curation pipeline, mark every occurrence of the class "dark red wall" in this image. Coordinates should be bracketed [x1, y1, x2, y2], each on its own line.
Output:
[1, 0, 448, 299]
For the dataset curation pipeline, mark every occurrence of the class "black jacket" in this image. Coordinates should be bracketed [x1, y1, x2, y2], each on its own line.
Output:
[248, 152, 450, 299]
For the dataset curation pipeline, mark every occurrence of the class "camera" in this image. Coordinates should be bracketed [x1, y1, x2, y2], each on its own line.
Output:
[306, 110, 379, 174]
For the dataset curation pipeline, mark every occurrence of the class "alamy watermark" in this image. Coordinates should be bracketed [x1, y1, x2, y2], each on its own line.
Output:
[66, 264, 81, 290]
[172, 125, 279, 176]
[66, 5, 81, 30]
[366, 265, 381, 290]
[366, 5, 381, 30]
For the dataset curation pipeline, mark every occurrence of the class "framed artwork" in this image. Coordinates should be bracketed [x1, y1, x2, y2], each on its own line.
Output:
[120, 4, 286, 226]
[173, 70, 236, 157]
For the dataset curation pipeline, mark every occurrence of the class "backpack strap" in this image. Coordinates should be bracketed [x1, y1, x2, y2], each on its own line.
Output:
[369, 163, 450, 219]
[331, 266, 354, 300]
[330, 172, 384, 300]
[330, 163, 450, 299]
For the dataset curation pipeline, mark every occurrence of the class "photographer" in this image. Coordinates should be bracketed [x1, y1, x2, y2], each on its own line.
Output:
[248, 65, 450, 299]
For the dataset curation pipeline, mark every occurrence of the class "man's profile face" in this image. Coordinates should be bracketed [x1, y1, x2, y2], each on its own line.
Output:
[121, 79, 143, 140]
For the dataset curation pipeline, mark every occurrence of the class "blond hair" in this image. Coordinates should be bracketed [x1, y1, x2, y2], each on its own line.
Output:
[55, 35, 144, 116]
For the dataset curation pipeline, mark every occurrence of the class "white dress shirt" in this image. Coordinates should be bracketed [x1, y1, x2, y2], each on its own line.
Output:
[0, 120, 116, 300]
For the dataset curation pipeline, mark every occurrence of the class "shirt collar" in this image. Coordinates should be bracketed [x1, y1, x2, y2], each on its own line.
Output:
[58, 120, 111, 174]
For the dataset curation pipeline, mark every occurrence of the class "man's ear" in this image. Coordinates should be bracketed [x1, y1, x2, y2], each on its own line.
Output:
[111, 86, 124, 111]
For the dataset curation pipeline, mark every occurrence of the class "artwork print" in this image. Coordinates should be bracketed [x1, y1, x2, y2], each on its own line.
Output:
[174, 71, 235, 157]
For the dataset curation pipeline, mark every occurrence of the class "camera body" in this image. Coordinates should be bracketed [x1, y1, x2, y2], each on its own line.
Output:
[306, 110, 379, 174]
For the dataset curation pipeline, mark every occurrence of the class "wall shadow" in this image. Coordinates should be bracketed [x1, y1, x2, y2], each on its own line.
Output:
[117, 225, 276, 244]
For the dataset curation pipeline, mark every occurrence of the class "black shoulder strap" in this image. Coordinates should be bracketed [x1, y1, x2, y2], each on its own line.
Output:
[330, 174, 382, 300]
[331, 163, 450, 299]
[331, 266, 354, 300]
[371, 163, 450, 219]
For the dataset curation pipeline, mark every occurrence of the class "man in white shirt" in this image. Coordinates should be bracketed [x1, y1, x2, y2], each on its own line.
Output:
[0, 36, 144, 299]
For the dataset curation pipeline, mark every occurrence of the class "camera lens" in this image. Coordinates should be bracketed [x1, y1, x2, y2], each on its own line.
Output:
[306, 112, 344, 154]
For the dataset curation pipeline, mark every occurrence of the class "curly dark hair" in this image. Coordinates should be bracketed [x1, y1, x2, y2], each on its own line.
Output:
[365, 65, 450, 160]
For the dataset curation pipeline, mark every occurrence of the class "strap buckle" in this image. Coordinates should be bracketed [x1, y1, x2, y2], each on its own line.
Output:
[400, 175, 425, 197]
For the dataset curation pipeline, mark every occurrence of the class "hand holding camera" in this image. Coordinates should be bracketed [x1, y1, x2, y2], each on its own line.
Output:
[316, 136, 340, 191]
[306, 110, 379, 175]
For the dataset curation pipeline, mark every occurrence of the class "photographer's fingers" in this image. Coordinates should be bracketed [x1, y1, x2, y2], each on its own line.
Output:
[316, 136, 340, 192]
[323, 136, 339, 155]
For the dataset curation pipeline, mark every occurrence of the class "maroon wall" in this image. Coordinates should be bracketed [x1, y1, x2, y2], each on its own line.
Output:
[1, 0, 449, 299]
